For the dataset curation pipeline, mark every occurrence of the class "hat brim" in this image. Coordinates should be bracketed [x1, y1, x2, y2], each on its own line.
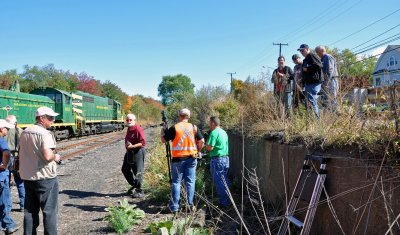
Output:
[1, 122, 15, 129]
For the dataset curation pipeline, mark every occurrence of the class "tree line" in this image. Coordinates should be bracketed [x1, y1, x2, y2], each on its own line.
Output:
[0, 64, 163, 123]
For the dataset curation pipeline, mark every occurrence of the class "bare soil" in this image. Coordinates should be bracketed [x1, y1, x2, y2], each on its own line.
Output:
[9, 128, 171, 235]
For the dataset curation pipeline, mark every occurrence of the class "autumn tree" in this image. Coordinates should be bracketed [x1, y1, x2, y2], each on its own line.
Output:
[76, 72, 103, 95]
[0, 70, 21, 90]
[157, 74, 195, 106]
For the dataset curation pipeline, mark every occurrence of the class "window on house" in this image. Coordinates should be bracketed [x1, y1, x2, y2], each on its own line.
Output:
[376, 77, 381, 86]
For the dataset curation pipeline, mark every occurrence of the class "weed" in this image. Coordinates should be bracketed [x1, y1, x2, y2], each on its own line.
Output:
[104, 199, 145, 234]
[144, 138, 171, 202]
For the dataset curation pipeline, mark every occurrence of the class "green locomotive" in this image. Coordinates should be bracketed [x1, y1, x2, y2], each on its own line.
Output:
[0, 87, 124, 139]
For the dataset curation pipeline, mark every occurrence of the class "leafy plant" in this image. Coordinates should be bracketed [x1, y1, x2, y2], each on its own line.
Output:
[104, 199, 145, 234]
[146, 219, 174, 235]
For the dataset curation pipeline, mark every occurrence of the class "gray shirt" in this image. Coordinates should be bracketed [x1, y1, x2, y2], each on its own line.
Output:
[19, 124, 57, 180]
[321, 53, 338, 80]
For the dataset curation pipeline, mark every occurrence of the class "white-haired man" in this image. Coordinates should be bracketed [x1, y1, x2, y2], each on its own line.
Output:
[122, 113, 146, 198]
[315, 45, 339, 111]
[161, 108, 204, 213]
[19, 106, 61, 235]
[5, 115, 25, 213]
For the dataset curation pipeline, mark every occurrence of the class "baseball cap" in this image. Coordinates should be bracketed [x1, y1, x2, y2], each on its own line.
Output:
[0, 119, 15, 129]
[179, 108, 190, 117]
[35, 107, 59, 117]
[297, 44, 309, 51]
[5, 115, 17, 125]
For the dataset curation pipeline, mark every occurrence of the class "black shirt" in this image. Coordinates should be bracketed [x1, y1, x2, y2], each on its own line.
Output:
[302, 52, 323, 84]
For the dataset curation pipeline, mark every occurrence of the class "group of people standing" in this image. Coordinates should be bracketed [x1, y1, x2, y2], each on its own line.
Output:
[122, 108, 231, 214]
[0, 106, 61, 234]
[271, 43, 339, 117]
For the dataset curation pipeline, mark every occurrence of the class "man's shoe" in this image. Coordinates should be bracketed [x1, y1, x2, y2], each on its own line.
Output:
[132, 191, 144, 198]
[5, 224, 20, 234]
[127, 186, 134, 195]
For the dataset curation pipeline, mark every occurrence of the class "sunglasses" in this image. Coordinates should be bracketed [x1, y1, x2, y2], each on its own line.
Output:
[45, 115, 55, 121]
[126, 119, 133, 121]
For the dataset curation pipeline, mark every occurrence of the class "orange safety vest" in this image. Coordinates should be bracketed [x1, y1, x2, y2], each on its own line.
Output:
[171, 122, 198, 158]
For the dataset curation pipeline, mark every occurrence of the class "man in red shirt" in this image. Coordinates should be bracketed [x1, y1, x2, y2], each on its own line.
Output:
[121, 113, 146, 198]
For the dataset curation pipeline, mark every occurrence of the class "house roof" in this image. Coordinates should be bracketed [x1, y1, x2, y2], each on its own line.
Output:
[373, 45, 400, 74]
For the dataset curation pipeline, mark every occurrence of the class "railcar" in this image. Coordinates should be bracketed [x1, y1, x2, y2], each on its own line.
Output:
[0, 89, 55, 128]
[0, 87, 125, 139]
[71, 90, 124, 135]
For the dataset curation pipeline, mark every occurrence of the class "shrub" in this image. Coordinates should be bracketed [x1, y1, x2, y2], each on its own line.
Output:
[104, 199, 145, 234]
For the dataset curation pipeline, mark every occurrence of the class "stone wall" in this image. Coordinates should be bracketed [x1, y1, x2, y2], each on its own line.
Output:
[228, 132, 400, 234]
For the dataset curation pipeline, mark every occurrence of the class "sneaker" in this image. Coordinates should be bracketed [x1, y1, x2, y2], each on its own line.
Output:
[132, 192, 144, 198]
[5, 224, 20, 234]
[127, 186, 134, 195]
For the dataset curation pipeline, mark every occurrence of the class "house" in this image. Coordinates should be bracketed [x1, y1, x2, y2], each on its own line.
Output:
[372, 45, 400, 87]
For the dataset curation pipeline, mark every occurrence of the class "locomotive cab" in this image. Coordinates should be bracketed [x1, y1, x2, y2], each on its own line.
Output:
[30, 88, 76, 139]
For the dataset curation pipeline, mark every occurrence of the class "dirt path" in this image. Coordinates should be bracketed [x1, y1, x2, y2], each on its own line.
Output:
[9, 128, 163, 235]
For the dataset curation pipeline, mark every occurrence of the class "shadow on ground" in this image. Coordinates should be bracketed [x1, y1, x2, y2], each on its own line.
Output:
[60, 189, 126, 199]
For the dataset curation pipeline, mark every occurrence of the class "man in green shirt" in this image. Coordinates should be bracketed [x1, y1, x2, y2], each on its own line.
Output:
[206, 116, 230, 207]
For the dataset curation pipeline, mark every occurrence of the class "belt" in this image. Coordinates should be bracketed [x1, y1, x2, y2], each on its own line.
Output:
[171, 156, 192, 162]
[211, 155, 228, 159]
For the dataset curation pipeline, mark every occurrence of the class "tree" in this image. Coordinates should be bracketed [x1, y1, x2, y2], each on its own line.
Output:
[0, 70, 21, 90]
[76, 72, 103, 95]
[157, 74, 195, 106]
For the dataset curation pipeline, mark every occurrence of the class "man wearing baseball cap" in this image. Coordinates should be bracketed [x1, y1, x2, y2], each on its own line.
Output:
[0, 119, 19, 233]
[19, 106, 61, 234]
[161, 108, 204, 213]
[298, 44, 323, 117]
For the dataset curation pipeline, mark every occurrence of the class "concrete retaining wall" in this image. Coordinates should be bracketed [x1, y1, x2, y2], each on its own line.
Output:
[228, 132, 400, 235]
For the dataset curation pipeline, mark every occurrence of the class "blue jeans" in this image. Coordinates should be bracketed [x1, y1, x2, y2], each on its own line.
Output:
[210, 156, 230, 207]
[322, 77, 338, 111]
[24, 177, 59, 235]
[8, 170, 25, 211]
[0, 171, 17, 230]
[284, 92, 293, 114]
[169, 158, 197, 212]
[304, 83, 322, 117]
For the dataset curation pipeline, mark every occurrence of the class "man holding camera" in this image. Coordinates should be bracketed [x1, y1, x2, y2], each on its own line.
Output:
[298, 44, 324, 118]
[161, 108, 204, 213]
[19, 107, 61, 235]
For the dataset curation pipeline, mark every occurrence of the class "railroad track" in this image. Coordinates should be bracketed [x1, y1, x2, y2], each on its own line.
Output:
[59, 132, 125, 161]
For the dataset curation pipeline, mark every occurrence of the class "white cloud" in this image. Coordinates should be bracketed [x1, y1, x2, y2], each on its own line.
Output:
[356, 46, 386, 61]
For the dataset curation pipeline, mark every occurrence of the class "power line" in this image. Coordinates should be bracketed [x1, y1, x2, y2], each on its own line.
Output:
[353, 33, 400, 55]
[289, 0, 364, 45]
[350, 23, 400, 51]
[274, 0, 346, 43]
[272, 43, 289, 57]
[330, 7, 400, 46]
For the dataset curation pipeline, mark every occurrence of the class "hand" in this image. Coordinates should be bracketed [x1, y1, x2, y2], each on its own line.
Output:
[277, 72, 284, 77]
[303, 67, 307, 72]
[55, 153, 61, 162]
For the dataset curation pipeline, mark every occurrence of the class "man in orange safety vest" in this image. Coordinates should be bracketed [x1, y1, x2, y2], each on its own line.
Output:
[161, 108, 204, 213]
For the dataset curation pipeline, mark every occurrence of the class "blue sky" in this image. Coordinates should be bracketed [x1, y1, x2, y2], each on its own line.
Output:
[1, 0, 399, 99]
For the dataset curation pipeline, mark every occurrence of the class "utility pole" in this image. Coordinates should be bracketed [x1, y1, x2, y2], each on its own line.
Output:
[273, 42, 289, 57]
[227, 72, 236, 93]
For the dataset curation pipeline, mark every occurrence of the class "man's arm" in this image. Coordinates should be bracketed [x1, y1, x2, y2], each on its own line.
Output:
[326, 55, 335, 80]
[0, 150, 11, 170]
[43, 148, 61, 162]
